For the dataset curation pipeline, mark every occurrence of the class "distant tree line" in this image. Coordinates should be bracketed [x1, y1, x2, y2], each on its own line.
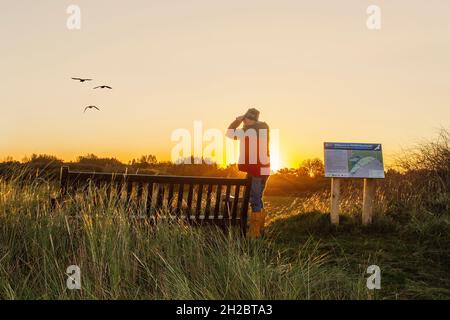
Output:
[1, 129, 448, 201]
[0, 153, 329, 195]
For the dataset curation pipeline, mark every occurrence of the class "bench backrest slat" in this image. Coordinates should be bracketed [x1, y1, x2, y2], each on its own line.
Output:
[214, 185, 222, 219]
[232, 185, 240, 220]
[155, 184, 163, 210]
[62, 170, 247, 185]
[167, 183, 175, 210]
[186, 184, 194, 218]
[222, 185, 231, 219]
[146, 182, 154, 217]
[126, 181, 133, 203]
[204, 184, 213, 219]
[176, 183, 184, 217]
[136, 183, 144, 202]
[195, 184, 203, 218]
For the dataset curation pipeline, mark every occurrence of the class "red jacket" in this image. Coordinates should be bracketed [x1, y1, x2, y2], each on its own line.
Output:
[227, 120, 271, 177]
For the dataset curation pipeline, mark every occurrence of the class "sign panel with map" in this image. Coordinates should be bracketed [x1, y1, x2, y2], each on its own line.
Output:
[324, 142, 385, 178]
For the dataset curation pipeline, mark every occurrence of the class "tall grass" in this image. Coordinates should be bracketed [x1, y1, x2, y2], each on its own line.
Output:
[0, 176, 370, 300]
[0, 130, 448, 300]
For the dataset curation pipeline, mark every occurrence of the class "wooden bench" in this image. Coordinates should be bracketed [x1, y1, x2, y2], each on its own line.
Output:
[57, 166, 252, 235]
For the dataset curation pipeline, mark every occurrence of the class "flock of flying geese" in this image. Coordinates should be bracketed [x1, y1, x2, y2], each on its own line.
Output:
[71, 77, 112, 113]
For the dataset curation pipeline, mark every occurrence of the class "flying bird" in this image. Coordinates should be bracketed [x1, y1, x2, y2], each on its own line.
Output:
[93, 85, 112, 89]
[72, 77, 93, 82]
[84, 105, 100, 113]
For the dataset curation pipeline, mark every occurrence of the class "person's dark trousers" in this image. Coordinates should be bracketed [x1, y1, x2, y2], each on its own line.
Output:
[248, 174, 269, 212]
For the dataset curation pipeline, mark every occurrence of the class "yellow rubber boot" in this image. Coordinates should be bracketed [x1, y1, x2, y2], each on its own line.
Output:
[248, 210, 266, 239]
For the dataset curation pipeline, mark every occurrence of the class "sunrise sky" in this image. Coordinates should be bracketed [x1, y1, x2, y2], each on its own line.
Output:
[1, 0, 449, 169]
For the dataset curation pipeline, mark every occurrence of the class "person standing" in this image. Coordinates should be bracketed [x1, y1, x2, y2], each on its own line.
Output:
[226, 108, 270, 238]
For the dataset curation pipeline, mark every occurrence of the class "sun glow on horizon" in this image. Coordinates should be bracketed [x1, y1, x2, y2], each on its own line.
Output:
[0, 2, 449, 167]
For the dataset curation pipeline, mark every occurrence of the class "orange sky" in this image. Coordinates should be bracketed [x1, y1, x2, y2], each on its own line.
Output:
[1, 1, 449, 169]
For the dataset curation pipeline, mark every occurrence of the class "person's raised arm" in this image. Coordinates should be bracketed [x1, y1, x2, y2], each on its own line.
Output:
[226, 115, 244, 139]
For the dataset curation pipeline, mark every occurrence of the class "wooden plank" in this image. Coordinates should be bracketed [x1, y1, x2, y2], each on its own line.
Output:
[222, 184, 231, 219]
[136, 183, 143, 200]
[195, 184, 203, 219]
[135, 183, 144, 213]
[362, 178, 376, 225]
[126, 181, 133, 203]
[176, 183, 184, 217]
[66, 170, 248, 185]
[125, 174, 248, 185]
[167, 183, 174, 211]
[156, 184, 164, 210]
[187, 184, 194, 219]
[330, 178, 340, 225]
[231, 185, 240, 221]
[105, 183, 112, 202]
[116, 180, 124, 199]
[214, 185, 222, 219]
[146, 182, 154, 217]
[204, 184, 213, 219]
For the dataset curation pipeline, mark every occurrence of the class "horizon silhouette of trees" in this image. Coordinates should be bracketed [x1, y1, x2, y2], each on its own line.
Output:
[0, 152, 328, 195]
[1, 128, 448, 199]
